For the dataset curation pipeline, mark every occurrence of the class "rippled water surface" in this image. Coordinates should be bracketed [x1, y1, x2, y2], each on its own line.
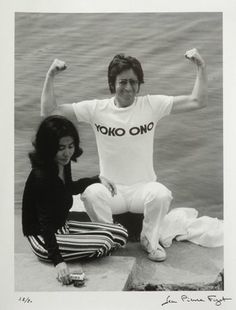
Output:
[15, 12, 223, 218]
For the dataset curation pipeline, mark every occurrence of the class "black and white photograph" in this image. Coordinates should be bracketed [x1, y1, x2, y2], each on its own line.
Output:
[1, 0, 236, 309]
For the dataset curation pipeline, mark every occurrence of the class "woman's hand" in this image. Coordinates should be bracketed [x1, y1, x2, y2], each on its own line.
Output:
[99, 176, 117, 197]
[56, 262, 71, 285]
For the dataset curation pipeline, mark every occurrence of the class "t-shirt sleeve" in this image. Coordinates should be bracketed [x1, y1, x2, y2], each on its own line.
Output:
[72, 99, 97, 124]
[147, 95, 174, 122]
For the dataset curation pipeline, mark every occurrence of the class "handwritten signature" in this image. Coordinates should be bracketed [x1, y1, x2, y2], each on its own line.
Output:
[161, 294, 232, 307]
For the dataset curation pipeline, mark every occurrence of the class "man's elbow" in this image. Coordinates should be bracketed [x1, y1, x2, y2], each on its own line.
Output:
[40, 106, 63, 118]
[40, 107, 48, 118]
[192, 94, 208, 110]
[198, 94, 208, 109]
[40, 108, 54, 117]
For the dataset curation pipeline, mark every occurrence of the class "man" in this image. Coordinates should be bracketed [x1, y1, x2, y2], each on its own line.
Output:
[41, 48, 208, 262]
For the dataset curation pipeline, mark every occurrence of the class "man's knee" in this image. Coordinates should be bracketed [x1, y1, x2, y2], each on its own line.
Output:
[144, 182, 173, 204]
[81, 183, 108, 202]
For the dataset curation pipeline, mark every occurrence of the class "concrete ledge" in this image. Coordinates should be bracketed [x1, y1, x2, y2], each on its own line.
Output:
[15, 253, 136, 291]
[120, 241, 223, 291]
[15, 208, 224, 291]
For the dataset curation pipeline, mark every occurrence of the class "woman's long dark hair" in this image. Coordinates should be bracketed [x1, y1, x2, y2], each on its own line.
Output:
[29, 115, 83, 173]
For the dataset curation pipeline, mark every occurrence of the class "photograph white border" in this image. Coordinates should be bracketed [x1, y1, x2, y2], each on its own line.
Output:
[1, 0, 236, 309]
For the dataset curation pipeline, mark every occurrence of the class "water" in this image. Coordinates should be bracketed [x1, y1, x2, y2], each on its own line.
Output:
[15, 12, 223, 218]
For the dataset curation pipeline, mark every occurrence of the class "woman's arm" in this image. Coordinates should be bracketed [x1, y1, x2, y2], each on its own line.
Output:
[70, 175, 101, 195]
[37, 201, 72, 285]
[37, 204, 64, 266]
[71, 175, 117, 197]
[34, 174, 71, 284]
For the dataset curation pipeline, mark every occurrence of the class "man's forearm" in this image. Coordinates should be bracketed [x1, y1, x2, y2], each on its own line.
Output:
[41, 59, 67, 117]
[40, 73, 57, 117]
[191, 63, 208, 108]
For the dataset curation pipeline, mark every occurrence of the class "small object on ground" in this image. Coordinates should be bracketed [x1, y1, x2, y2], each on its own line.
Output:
[70, 272, 86, 287]
[73, 279, 85, 287]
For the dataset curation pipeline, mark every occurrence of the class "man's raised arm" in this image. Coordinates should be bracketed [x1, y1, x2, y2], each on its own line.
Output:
[41, 59, 76, 121]
[171, 48, 208, 114]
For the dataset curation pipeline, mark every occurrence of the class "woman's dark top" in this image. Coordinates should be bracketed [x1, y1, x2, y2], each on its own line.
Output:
[22, 163, 100, 266]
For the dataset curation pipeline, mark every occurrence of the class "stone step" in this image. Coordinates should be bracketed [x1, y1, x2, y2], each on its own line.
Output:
[15, 208, 224, 291]
[15, 253, 135, 291]
[114, 241, 223, 291]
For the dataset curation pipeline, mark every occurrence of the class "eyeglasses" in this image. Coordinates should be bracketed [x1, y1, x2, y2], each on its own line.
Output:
[118, 79, 139, 87]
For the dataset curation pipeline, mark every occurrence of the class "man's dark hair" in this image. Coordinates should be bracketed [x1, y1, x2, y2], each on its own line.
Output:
[29, 115, 83, 172]
[108, 54, 144, 93]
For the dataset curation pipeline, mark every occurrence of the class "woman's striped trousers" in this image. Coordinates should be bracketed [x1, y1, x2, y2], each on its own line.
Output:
[27, 220, 128, 263]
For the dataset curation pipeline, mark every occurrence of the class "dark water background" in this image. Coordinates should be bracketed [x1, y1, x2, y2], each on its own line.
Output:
[15, 12, 223, 218]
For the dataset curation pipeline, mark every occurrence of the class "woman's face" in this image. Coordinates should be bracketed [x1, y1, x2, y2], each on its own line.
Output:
[55, 136, 75, 167]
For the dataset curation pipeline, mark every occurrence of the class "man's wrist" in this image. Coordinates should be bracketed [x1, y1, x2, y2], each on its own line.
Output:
[196, 63, 207, 72]
[198, 61, 206, 69]
[46, 70, 55, 78]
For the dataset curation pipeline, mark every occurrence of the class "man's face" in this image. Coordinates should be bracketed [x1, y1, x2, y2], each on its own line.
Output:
[114, 69, 139, 107]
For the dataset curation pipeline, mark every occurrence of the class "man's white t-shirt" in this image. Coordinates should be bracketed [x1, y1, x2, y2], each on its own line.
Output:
[72, 95, 173, 185]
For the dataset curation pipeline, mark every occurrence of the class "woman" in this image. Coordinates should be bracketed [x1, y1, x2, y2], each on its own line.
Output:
[22, 115, 128, 285]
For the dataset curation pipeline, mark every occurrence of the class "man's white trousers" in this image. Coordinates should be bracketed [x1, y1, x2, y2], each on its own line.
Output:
[81, 182, 173, 250]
